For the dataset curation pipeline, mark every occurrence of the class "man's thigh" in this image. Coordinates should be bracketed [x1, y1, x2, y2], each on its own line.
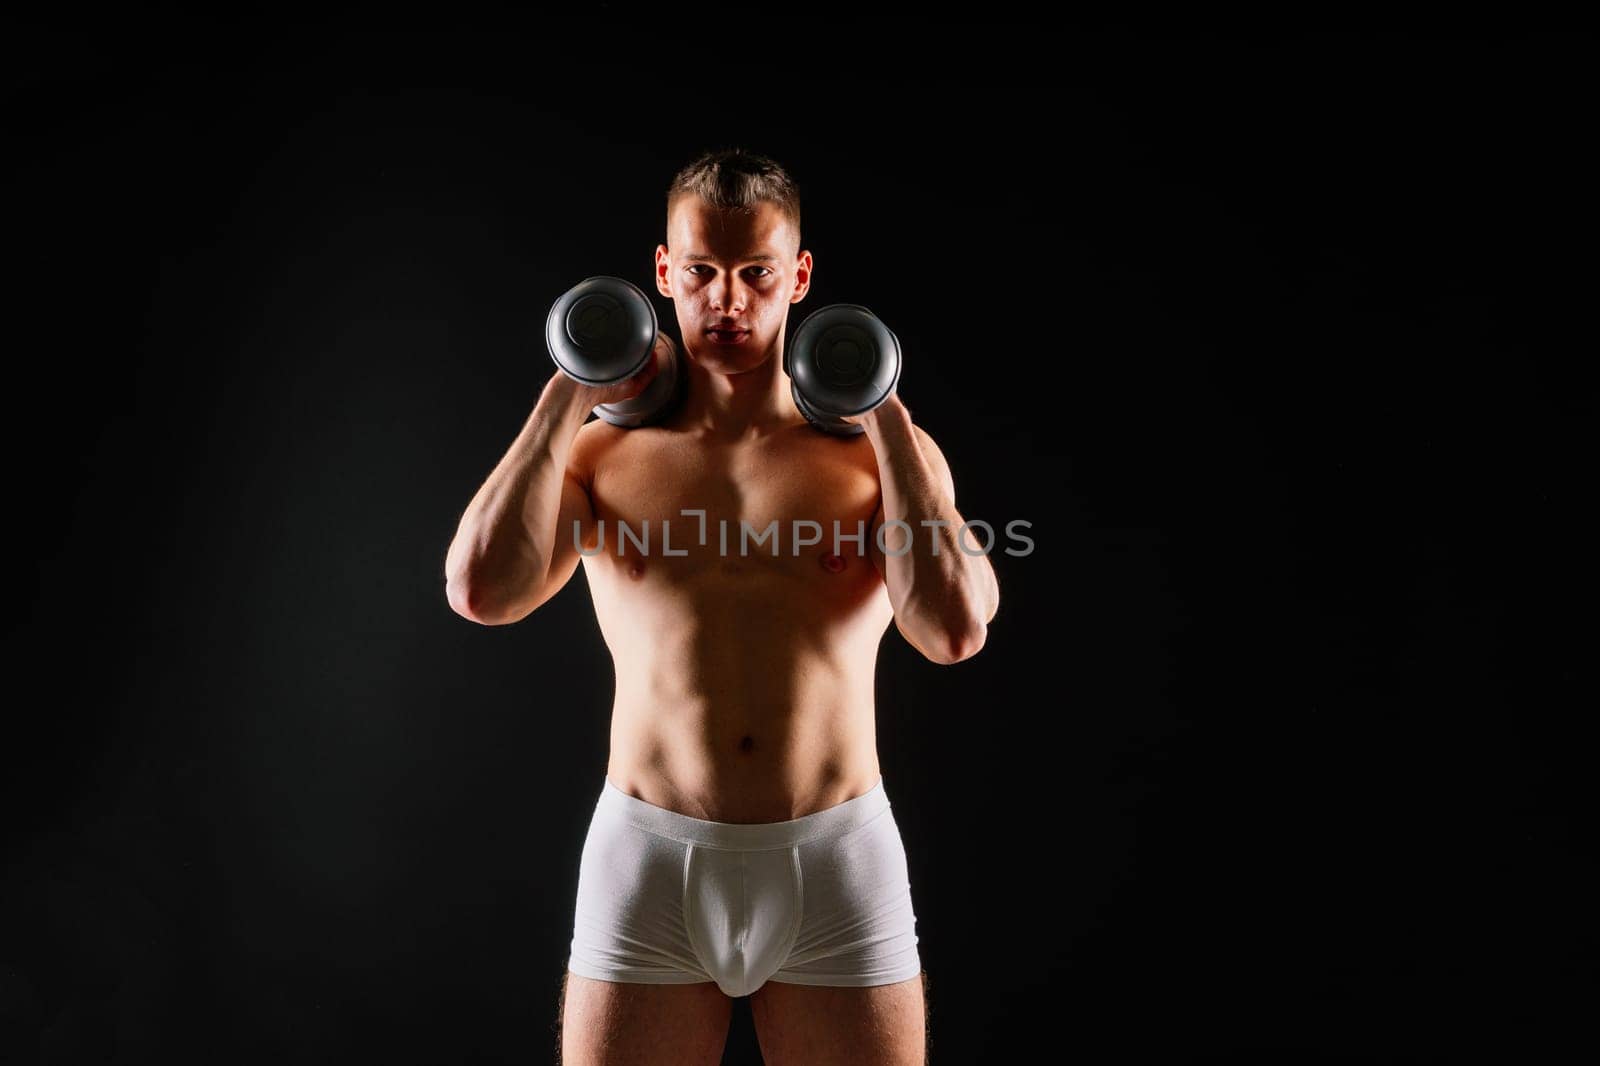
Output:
[559, 969, 734, 1066]
[748, 972, 928, 1066]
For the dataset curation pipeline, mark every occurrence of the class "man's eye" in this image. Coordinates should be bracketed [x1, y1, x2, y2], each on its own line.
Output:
[686, 265, 772, 277]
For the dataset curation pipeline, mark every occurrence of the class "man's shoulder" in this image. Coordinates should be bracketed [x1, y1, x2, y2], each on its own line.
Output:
[570, 417, 626, 486]
[570, 417, 686, 487]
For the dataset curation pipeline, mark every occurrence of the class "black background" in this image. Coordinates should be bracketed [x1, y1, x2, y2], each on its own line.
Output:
[5, 21, 1594, 1064]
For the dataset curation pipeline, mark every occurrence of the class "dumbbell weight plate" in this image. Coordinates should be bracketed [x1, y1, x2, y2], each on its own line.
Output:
[546, 275, 683, 427]
[786, 303, 902, 436]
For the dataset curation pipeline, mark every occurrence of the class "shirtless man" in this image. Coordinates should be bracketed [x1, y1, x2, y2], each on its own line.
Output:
[444, 148, 999, 1064]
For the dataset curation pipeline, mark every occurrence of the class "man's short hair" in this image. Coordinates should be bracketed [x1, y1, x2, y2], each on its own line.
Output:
[666, 147, 802, 252]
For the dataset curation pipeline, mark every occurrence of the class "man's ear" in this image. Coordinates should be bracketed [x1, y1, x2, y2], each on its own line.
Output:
[791, 249, 813, 303]
[655, 244, 672, 298]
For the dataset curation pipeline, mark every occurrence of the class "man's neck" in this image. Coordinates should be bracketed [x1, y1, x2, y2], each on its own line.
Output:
[675, 352, 798, 439]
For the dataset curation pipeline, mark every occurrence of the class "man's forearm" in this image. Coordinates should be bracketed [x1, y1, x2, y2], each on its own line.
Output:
[444, 375, 591, 621]
[864, 399, 998, 661]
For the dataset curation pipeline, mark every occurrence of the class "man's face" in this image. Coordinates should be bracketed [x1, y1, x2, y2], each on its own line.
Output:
[655, 196, 811, 375]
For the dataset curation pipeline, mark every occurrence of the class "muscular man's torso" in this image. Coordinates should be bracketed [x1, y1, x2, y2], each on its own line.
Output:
[568, 413, 894, 824]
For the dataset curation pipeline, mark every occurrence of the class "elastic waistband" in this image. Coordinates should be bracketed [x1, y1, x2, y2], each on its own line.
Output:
[596, 776, 890, 851]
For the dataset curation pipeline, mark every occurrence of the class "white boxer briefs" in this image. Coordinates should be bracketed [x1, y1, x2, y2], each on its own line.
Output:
[566, 775, 922, 998]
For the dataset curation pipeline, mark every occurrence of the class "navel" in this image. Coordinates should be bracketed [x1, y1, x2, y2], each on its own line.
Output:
[627, 560, 646, 580]
[737, 734, 756, 754]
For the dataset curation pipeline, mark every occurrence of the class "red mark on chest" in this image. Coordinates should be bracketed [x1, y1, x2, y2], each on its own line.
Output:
[820, 552, 847, 574]
[627, 561, 646, 580]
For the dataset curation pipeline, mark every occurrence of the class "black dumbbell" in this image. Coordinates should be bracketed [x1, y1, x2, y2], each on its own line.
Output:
[546, 276, 685, 427]
[784, 303, 903, 436]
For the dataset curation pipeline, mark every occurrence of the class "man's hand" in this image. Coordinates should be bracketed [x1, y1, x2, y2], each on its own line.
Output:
[557, 333, 669, 409]
[838, 389, 897, 431]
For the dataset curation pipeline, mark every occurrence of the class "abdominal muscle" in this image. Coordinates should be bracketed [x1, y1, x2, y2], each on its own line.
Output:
[590, 559, 892, 824]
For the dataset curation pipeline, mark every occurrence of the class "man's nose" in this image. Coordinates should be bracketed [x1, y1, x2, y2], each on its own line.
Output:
[709, 276, 745, 313]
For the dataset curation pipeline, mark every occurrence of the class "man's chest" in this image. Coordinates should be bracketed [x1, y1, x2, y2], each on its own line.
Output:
[588, 431, 881, 567]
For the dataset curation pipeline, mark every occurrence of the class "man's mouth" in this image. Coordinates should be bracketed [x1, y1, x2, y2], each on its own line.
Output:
[706, 329, 751, 345]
